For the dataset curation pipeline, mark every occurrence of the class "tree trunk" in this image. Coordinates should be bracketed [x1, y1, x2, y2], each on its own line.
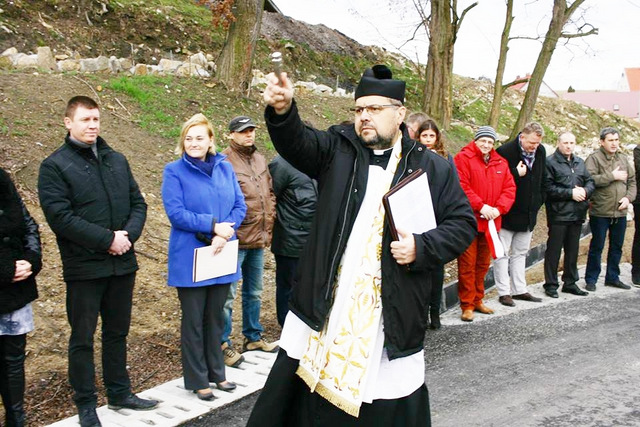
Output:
[422, 0, 476, 131]
[423, 1, 454, 130]
[217, 0, 265, 92]
[488, 0, 513, 130]
[510, 0, 587, 139]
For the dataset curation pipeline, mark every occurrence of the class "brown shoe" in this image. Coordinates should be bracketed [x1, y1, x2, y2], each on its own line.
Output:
[512, 292, 542, 302]
[499, 295, 516, 307]
[222, 343, 244, 368]
[243, 338, 279, 353]
[474, 303, 494, 314]
[461, 309, 474, 322]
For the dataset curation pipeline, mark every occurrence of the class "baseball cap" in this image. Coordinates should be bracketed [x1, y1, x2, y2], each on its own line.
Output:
[228, 116, 257, 132]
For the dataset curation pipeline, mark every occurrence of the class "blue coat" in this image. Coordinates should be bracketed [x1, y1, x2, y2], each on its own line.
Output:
[162, 153, 247, 287]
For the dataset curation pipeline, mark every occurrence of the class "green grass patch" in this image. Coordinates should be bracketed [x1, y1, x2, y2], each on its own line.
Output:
[107, 75, 183, 138]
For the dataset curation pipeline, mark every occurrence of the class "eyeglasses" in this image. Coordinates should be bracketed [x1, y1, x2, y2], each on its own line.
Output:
[350, 104, 400, 115]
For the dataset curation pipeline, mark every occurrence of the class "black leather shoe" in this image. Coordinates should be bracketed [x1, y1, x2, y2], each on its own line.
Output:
[562, 286, 588, 296]
[604, 280, 631, 290]
[216, 381, 237, 392]
[108, 394, 159, 411]
[78, 407, 102, 427]
[512, 292, 542, 302]
[499, 295, 516, 307]
[193, 389, 215, 401]
[545, 289, 558, 298]
[585, 283, 596, 291]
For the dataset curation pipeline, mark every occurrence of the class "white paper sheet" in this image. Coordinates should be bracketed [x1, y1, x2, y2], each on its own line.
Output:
[386, 172, 436, 236]
[192, 239, 239, 282]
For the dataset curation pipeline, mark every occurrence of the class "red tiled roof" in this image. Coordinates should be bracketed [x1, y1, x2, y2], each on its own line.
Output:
[626, 68, 640, 91]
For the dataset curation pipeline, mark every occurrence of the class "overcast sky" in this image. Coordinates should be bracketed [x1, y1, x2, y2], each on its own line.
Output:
[273, 0, 640, 91]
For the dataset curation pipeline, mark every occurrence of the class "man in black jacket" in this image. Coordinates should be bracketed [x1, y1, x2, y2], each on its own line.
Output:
[247, 66, 475, 426]
[269, 155, 318, 326]
[495, 122, 547, 306]
[543, 132, 595, 298]
[38, 96, 157, 427]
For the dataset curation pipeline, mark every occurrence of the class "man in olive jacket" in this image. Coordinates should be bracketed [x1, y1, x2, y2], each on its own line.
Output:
[38, 96, 156, 427]
[584, 127, 637, 291]
[247, 66, 475, 426]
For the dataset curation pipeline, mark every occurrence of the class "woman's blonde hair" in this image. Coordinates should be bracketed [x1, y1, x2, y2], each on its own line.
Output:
[175, 113, 216, 156]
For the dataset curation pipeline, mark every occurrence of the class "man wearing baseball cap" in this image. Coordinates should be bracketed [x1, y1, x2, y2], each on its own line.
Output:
[220, 116, 278, 367]
[247, 65, 475, 426]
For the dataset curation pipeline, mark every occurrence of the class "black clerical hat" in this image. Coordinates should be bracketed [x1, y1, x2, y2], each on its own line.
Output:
[354, 65, 405, 103]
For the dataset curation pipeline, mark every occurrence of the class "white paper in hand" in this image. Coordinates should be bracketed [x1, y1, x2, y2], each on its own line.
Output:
[386, 172, 436, 235]
[192, 239, 239, 282]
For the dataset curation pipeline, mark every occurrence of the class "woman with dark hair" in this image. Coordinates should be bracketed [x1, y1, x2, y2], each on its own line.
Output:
[162, 113, 247, 401]
[416, 119, 455, 329]
[0, 167, 42, 427]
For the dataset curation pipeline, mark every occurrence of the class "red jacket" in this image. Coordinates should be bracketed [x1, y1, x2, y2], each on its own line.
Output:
[454, 140, 516, 233]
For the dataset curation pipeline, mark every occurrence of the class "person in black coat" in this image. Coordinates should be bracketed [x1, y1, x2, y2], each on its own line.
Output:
[248, 66, 476, 426]
[38, 96, 157, 427]
[269, 155, 318, 326]
[494, 122, 547, 306]
[543, 132, 595, 298]
[0, 167, 41, 427]
[631, 144, 640, 286]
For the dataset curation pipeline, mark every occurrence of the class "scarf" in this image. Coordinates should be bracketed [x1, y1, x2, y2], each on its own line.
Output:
[185, 153, 215, 176]
[296, 139, 402, 417]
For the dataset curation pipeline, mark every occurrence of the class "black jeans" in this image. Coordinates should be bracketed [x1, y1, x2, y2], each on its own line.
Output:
[0, 333, 26, 426]
[274, 255, 298, 326]
[66, 273, 135, 408]
[544, 223, 582, 291]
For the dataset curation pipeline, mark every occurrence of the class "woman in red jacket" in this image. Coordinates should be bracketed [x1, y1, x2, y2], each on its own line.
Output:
[454, 126, 516, 322]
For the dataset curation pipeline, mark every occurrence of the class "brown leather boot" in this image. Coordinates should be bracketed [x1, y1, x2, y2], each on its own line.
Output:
[461, 309, 474, 322]
[474, 302, 494, 314]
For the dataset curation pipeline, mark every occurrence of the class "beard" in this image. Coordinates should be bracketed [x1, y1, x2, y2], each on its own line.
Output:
[358, 132, 395, 150]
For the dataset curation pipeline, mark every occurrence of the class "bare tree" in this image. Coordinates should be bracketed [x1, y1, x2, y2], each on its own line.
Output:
[488, 0, 514, 129]
[417, 0, 477, 130]
[199, 0, 265, 92]
[510, 0, 597, 138]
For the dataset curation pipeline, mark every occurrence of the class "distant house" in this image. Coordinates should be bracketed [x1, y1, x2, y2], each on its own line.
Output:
[509, 73, 559, 98]
[558, 68, 640, 121]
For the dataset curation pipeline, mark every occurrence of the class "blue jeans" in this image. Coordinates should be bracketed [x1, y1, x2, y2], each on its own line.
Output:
[585, 216, 627, 284]
[222, 248, 264, 345]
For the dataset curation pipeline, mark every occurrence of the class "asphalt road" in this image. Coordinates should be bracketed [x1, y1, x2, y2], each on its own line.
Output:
[190, 278, 640, 427]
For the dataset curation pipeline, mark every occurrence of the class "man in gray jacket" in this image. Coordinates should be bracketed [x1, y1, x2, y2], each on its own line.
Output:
[584, 127, 637, 291]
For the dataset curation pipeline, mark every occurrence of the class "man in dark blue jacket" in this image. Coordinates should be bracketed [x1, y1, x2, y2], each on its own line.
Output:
[247, 66, 475, 426]
[543, 132, 595, 298]
[38, 96, 157, 427]
[495, 122, 547, 306]
[269, 155, 317, 326]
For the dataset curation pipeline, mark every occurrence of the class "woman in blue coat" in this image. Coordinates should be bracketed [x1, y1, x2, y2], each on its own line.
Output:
[162, 113, 247, 401]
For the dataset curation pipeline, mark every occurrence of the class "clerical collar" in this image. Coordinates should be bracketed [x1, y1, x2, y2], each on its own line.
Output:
[369, 147, 393, 169]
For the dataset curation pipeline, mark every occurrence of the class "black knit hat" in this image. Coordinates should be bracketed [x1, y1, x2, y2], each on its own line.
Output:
[354, 65, 405, 103]
[474, 126, 497, 141]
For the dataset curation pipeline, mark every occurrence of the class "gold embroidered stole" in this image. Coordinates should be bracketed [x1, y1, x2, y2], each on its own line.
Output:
[296, 140, 402, 417]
